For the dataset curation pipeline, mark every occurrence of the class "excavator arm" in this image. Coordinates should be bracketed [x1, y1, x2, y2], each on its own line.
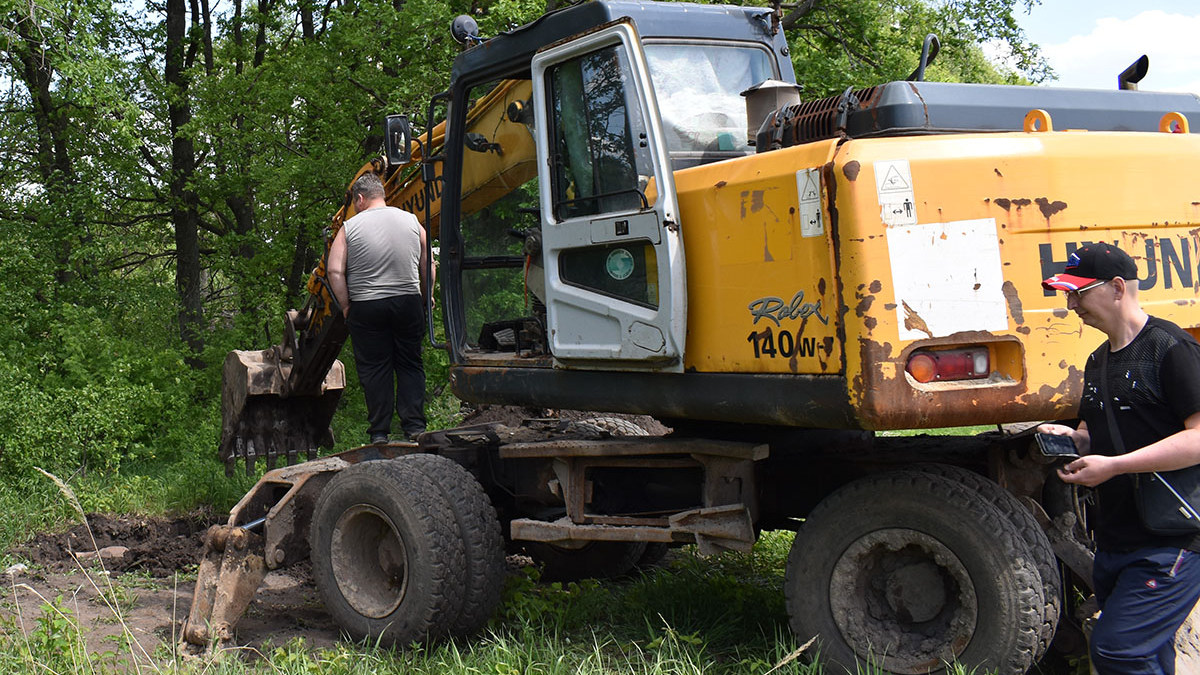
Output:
[218, 79, 534, 476]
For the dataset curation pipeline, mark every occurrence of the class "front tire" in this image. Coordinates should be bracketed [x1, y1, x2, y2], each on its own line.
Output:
[310, 459, 466, 646]
[402, 453, 505, 637]
[785, 471, 1043, 675]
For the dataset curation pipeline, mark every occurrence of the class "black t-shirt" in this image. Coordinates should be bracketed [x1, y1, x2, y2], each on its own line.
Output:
[1078, 316, 1200, 552]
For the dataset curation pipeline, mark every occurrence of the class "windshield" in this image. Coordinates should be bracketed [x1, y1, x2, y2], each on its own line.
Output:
[644, 42, 775, 158]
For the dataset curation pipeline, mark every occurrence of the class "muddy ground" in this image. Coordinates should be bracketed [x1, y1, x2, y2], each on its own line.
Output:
[0, 406, 666, 659]
[2, 511, 343, 658]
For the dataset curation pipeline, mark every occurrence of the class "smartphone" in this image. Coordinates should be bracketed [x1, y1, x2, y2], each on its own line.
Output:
[1035, 433, 1079, 459]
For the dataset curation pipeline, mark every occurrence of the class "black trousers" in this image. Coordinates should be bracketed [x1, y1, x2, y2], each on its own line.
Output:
[346, 294, 426, 439]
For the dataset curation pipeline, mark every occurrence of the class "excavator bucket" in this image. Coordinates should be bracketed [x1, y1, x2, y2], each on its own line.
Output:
[181, 525, 268, 651]
[219, 349, 345, 476]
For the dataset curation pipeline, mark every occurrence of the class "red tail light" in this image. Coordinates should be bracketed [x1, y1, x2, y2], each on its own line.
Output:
[906, 348, 990, 383]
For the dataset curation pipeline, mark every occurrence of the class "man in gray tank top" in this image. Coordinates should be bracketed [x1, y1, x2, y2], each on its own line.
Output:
[328, 172, 430, 443]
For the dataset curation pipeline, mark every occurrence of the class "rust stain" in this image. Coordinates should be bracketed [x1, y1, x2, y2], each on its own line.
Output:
[864, 316, 877, 331]
[715, 180, 727, 188]
[843, 160, 861, 181]
[818, 278, 827, 296]
[1017, 326, 1031, 335]
[869, 280, 882, 293]
[855, 294, 875, 318]
[994, 198, 1011, 211]
[901, 301, 934, 338]
[1013, 198, 1032, 208]
[1001, 280, 1024, 324]
[994, 168, 1003, 178]
[1059, 360, 1069, 369]
[1035, 197, 1068, 220]
[884, 303, 897, 311]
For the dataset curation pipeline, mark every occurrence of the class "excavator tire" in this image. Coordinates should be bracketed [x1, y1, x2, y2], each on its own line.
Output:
[572, 416, 647, 437]
[310, 458, 466, 646]
[785, 471, 1043, 675]
[402, 453, 505, 637]
[524, 416, 650, 581]
[636, 542, 671, 569]
[523, 540, 648, 582]
[911, 462, 1061, 660]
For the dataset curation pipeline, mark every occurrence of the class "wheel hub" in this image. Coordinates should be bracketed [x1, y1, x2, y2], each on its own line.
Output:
[331, 504, 409, 619]
[830, 528, 977, 674]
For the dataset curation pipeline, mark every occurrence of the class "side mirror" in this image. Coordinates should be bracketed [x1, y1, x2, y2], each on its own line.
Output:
[384, 114, 413, 166]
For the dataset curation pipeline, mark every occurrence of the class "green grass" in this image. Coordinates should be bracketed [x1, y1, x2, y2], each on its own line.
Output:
[0, 421, 1035, 675]
[0, 526, 822, 675]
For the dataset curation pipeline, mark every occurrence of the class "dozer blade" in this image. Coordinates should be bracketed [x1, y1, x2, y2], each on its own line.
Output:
[181, 525, 268, 652]
[220, 349, 345, 476]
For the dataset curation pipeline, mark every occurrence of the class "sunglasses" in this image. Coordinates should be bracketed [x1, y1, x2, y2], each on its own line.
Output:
[1063, 279, 1110, 299]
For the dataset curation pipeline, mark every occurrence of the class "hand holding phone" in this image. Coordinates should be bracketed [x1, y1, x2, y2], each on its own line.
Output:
[1036, 432, 1079, 459]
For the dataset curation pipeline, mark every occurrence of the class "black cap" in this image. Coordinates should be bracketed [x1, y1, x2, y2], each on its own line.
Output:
[1042, 243, 1139, 292]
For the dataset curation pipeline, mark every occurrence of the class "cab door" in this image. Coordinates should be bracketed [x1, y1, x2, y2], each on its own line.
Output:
[531, 21, 686, 370]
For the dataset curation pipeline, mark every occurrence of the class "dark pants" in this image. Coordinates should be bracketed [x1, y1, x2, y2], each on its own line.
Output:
[346, 294, 426, 440]
[1091, 547, 1200, 675]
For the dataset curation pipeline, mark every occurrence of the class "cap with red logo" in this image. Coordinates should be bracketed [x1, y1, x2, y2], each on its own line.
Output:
[1042, 243, 1139, 292]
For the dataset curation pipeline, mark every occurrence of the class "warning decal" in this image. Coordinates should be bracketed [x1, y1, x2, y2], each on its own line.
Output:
[796, 168, 824, 238]
[874, 159, 917, 227]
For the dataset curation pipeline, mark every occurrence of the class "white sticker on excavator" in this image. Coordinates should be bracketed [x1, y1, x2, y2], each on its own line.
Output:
[886, 218, 1007, 341]
[875, 159, 917, 227]
[796, 168, 824, 238]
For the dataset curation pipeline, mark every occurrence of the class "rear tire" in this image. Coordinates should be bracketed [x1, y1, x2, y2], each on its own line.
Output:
[402, 453, 505, 637]
[573, 417, 647, 437]
[912, 463, 1060, 659]
[524, 417, 649, 581]
[523, 540, 647, 582]
[310, 459, 465, 646]
[785, 471, 1042, 675]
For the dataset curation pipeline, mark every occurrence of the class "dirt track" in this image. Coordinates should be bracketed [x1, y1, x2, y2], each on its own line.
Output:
[2, 513, 342, 658]
[0, 407, 666, 659]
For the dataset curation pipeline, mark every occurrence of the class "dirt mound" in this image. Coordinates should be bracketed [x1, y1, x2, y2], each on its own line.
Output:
[460, 404, 671, 435]
[13, 512, 220, 576]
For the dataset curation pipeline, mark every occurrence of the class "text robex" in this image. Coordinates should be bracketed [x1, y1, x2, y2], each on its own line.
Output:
[748, 291, 831, 327]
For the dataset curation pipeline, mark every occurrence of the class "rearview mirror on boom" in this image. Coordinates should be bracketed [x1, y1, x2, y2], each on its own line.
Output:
[384, 114, 412, 166]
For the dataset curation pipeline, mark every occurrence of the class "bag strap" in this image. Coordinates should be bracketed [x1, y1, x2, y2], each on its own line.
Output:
[1097, 346, 1126, 453]
[1103, 344, 1200, 522]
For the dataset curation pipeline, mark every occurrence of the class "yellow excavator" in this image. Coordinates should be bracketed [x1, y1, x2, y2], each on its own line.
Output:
[187, 3, 1200, 673]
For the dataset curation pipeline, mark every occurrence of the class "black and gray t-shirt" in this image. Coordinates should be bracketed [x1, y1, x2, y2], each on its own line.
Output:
[1079, 316, 1200, 552]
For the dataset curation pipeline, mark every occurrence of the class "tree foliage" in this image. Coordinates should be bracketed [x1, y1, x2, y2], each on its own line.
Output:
[0, 0, 1046, 479]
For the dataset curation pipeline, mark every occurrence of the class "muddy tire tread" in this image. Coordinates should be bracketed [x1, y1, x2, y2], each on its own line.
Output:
[310, 459, 466, 646]
[401, 453, 505, 637]
[785, 470, 1042, 675]
[523, 540, 647, 582]
[912, 463, 1061, 658]
[573, 417, 648, 437]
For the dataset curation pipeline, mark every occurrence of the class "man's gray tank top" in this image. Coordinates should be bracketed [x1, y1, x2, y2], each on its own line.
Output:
[344, 206, 422, 301]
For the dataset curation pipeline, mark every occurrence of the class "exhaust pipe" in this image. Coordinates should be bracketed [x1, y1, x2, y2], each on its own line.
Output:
[1118, 55, 1149, 91]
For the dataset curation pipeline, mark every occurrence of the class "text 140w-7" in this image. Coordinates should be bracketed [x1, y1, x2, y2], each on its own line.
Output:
[747, 330, 817, 359]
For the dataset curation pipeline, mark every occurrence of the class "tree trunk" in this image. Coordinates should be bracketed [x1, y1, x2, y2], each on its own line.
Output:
[11, 17, 79, 287]
[166, 0, 205, 357]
